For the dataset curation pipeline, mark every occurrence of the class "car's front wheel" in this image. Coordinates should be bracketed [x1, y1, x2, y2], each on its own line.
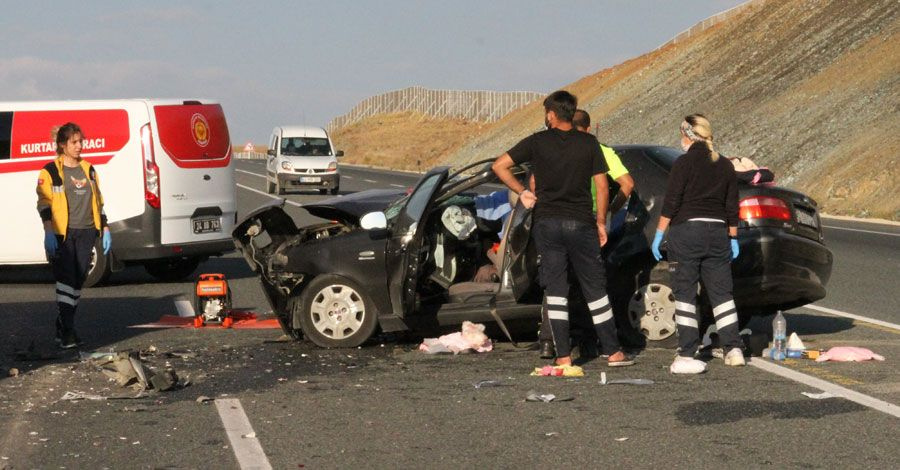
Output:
[296, 275, 377, 348]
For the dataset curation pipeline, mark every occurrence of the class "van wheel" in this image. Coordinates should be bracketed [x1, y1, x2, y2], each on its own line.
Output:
[295, 275, 377, 348]
[83, 237, 111, 288]
[330, 186, 339, 195]
[276, 179, 285, 195]
[319, 189, 328, 195]
[266, 179, 275, 194]
[144, 257, 201, 282]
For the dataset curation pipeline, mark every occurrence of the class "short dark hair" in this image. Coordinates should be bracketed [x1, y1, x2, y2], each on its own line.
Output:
[543, 90, 577, 123]
[55, 122, 83, 155]
[572, 109, 590, 129]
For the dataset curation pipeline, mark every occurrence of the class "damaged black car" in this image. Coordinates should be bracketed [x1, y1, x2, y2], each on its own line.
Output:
[233, 146, 833, 349]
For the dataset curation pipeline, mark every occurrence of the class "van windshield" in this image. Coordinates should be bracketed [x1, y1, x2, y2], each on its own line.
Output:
[281, 137, 332, 156]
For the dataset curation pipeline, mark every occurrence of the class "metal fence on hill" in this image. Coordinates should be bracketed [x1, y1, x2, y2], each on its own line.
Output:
[326, 86, 543, 133]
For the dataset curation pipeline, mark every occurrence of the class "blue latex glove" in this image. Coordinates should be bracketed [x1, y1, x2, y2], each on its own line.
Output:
[44, 232, 58, 257]
[731, 238, 739, 260]
[102, 229, 112, 255]
[651, 229, 664, 261]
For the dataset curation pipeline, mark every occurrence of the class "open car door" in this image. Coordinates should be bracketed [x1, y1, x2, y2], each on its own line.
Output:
[503, 199, 541, 303]
[385, 168, 449, 317]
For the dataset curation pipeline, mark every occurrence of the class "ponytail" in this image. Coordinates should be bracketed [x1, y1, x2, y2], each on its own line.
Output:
[682, 114, 718, 162]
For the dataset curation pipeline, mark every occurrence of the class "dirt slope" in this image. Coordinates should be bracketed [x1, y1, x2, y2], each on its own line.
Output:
[332, 0, 900, 219]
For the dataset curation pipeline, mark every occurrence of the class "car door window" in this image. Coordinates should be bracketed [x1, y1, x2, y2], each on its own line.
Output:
[394, 172, 443, 245]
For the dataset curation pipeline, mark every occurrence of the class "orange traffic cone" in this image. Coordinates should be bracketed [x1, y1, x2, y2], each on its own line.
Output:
[193, 316, 204, 328]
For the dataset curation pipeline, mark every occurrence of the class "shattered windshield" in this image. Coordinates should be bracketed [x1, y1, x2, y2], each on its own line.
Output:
[281, 137, 332, 156]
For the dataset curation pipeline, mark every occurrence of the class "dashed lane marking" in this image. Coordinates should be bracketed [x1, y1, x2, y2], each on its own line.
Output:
[748, 358, 900, 418]
[390, 184, 405, 188]
[804, 304, 900, 332]
[364, 179, 377, 183]
[236, 183, 303, 207]
[215, 399, 273, 470]
[236, 169, 265, 178]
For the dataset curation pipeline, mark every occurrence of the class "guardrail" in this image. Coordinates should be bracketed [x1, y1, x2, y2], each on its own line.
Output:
[234, 152, 267, 160]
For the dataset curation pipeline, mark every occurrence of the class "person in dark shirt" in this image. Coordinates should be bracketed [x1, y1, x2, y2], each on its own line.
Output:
[651, 114, 745, 374]
[492, 90, 632, 368]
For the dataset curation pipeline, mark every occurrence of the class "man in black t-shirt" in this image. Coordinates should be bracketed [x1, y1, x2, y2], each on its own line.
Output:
[491, 90, 632, 368]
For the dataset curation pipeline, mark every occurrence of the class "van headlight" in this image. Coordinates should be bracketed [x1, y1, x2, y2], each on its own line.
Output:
[327, 162, 337, 171]
[281, 160, 292, 170]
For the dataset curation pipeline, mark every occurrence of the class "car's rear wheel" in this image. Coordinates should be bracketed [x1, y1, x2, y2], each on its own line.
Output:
[144, 257, 201, 282]
[627, 279, 679, 349]
[296, 275, 377, 348]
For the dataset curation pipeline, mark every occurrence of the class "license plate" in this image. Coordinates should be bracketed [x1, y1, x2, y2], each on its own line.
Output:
[795, 209, 817, 228]
[192, 217, 221, 234]
[300, 176, 320, 183]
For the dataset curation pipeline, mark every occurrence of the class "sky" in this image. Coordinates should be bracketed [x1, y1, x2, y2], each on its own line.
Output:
[1, 0, 746, 144]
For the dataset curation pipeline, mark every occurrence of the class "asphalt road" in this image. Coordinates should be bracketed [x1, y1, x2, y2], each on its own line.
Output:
[0, 158, 897, 469]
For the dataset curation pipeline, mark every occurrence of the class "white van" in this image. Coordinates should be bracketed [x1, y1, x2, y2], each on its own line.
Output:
[0, 99, 237, 286]
[265, 126, 343, 195]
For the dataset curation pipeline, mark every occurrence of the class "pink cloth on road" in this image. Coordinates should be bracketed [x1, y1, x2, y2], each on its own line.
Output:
[815, 346, 885, 362]
[418, 321, 493, 354]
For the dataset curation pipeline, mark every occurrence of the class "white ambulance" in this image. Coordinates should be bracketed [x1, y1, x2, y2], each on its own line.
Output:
[0, 99, 237, 286]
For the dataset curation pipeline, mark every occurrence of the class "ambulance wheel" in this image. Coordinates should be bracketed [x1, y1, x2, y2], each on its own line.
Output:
[144, 257, 201, 282]
[266, 179, 276, 194]
[330, 186, 339, 195]
[295, 275, 377, 348]
[83, 237, 111, 288]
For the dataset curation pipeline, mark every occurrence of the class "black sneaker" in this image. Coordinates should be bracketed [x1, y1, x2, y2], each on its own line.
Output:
[539, 340, 556, 359]
[59, 330, 82, 349]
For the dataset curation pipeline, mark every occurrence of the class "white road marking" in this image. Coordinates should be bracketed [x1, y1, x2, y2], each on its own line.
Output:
[390, 184, 405, 188]
[343, 175, 354, 179]
[822, 225, 900, 237]
[215, 399, 273, 470]
[803, 304, 900, 331]
[364, 179, 377, 183]
[748, 358, 900, 418]
[236, 169, 265, 178]
[236, 183, 303, 207]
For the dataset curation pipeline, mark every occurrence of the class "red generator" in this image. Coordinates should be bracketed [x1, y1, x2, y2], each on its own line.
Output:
[193, 273, 233, 327]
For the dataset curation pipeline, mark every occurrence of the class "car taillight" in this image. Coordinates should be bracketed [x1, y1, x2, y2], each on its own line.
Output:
[140, 123, 161, 209]
[739, 196, 790, 221]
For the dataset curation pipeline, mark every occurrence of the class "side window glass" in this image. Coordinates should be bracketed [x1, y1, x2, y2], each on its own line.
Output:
[0, 112, 12, 160]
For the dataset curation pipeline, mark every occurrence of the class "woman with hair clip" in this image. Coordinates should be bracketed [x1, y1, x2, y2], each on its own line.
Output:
[36, 122, 111, 349]
[651, 114, 744, 374]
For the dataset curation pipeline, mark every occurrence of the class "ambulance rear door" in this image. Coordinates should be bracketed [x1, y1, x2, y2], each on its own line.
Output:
[150, 101, 236, 246]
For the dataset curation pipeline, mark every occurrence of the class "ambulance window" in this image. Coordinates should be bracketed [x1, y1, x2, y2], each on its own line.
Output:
[0, 112, 12, 160]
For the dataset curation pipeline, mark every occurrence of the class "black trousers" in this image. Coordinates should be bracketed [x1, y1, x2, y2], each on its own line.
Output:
[667, 221, 742, 356]
[51, 228, 97, 332]
[533, 217, 620, 357]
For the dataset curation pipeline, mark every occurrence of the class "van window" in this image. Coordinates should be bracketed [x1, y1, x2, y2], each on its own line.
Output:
[154, 104, 231, 168]
[281, 137, 332, 156]
[0, 112, 12, 159]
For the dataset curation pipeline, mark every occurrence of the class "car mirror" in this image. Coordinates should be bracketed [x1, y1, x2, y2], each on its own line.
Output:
[266, 149, 276, 156]
[335, 150, 345, 157]
[360, 211, 387, 230]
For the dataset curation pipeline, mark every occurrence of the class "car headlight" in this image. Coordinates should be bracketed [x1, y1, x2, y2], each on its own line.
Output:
[281, 160, 292, 170]
[327, 162, 337, 171]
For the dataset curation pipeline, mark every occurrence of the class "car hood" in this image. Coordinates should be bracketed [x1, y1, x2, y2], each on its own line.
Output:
[302, 188, 405, 223]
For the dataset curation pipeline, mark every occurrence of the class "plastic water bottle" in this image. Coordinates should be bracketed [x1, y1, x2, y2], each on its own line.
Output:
[771, 311, 787, 361]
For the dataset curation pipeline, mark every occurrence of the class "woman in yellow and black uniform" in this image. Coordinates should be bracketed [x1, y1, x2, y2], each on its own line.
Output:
[36, 122, 111, 349]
